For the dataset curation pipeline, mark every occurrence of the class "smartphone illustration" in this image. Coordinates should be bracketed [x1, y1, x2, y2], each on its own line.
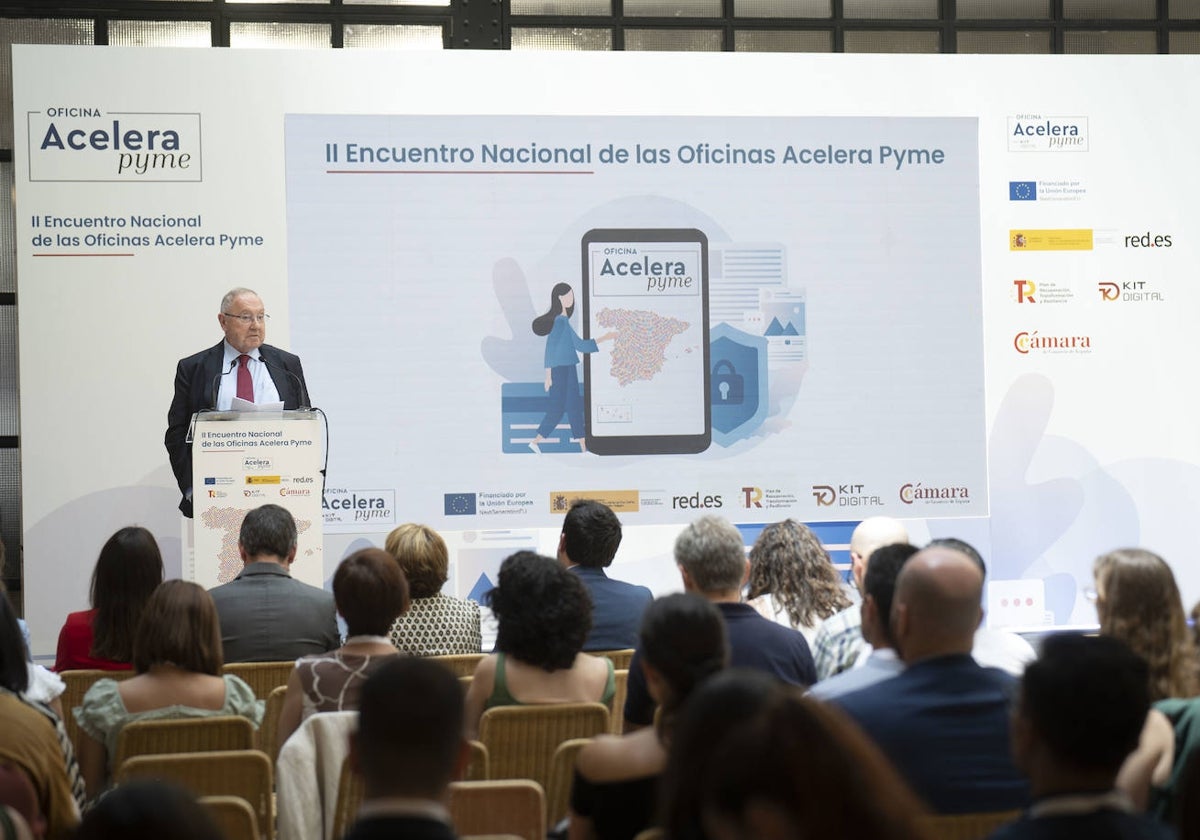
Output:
[581, 228, 711, 456]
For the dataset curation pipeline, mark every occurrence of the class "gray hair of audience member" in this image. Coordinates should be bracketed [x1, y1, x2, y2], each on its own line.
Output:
[238, 504, 298, 559]
[674, 515, 747, 595]
[927, 536, 987, 579]
[862, 543, 919, 648]
[353, 656, 466, 799]
[75, 781, 223, 840]
[1016, 634, 1148, 776]
[220, 287, 259, 313]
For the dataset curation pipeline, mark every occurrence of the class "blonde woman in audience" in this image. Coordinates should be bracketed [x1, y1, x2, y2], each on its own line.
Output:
[75, 581, 262, 800]
[276, 548, 408, 747]
[384, 523, 481, 655]
[1093, 548, 1195, 809]
[744, 519, 851, 646]
[568, 593, 728, 840]
[463, 552, 613, 738]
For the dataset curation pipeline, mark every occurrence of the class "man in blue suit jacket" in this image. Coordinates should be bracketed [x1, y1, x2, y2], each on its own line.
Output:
[833, 545, 1030, 815]
[558, 500, 652, 651]
[164, 287, 310, 517]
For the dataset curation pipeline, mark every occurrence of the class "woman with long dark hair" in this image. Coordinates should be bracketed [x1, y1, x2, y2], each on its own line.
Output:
[529, 283, 614, 454]
[55, 527, 163, 672]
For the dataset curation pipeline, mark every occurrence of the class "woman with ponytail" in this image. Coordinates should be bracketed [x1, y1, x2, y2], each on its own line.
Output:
[567, 593, 728, 840]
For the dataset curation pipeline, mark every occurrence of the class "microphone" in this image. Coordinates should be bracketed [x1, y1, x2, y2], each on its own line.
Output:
[209, 358, 238, 410]
[258, 353, 312, 410]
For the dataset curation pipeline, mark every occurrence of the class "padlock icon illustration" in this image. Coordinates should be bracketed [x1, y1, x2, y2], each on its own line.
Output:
[711, 360, 745, 405]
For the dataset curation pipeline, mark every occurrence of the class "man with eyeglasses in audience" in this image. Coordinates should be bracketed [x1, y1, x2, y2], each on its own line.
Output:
[164, 287, 310, 517]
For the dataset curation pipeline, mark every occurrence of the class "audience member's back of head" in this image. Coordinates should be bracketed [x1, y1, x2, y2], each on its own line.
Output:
[132, 580, 222, 675]
[861, 543, 918, 647]
[489, 551, 592, 671]
[660, 669, 782, 840]
[0, 583, 28, 695]
[238, 504, 297, 559]
[746, 519, 850, 628]
[701, 692, 932, 840]
[674, 516, 746, 596]
[891, 546, 983, 661]
[333, 547, 410, 637]
[90, 526, 164, 663]
[639, 593, 729, 727]
[562, 500, 622, 568]
[74, 781, 222, 840]
[1018, 633, 1149, 777]
[383, 523, 449, 599]
[355, 656, 465, 799]
[926, 536, 987, 579]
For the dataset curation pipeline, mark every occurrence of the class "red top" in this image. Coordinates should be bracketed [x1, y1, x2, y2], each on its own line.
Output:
[53, 609, 134, 672]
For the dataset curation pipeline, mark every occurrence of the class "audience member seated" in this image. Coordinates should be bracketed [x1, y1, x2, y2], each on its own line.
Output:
[0, 764, 42, 840]
[54, 527, 163, 672]
[659, 669, 789, 840]
[812, 516, 910, 679]
[623, 516, 814, 732]
[834, 544, 1030, 814]
[75, 581, 263, 799]
[74, 780, 224, 840]
[989, 634, 1173, 840]
[0, 584, 80, 840]
[557, 500, 652, 651]
[928, 538, 1036, 676]
[809, 543, 918, 700]
[745, 519, 852, 648]
[569, 593, 729, 840]
[698, 689, 932, 840]
[463, 552, 613, 738]
[208, 504, 339, 663]
[277, 547, 409, 747]
[345, 657, 469, 840]
[1093, 548, 1194, 813]
[385, 524, 481, 655]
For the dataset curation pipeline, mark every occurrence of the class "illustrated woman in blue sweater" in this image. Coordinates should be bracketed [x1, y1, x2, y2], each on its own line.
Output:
[529, 283, 615, 453]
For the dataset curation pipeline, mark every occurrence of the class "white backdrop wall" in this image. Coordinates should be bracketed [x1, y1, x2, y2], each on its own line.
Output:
[12, 46, 1200, 656]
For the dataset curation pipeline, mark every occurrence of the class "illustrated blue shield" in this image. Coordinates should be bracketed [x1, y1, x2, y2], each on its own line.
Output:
[709, 323, 769, 446]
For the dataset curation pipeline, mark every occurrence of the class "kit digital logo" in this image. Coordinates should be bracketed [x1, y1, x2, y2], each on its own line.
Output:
[27, 106, 202, 182]
[1098, 281, 1164, 303]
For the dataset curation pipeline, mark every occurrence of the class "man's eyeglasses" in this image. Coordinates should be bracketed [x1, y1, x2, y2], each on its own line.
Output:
[224, 313, 270, 324]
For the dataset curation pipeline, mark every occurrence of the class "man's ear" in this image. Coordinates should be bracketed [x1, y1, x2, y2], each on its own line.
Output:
[741, 557, 750, 587]
[678, 565, 695, 592]
[238, 542, 249, 564]
[285, 544, 298, 566]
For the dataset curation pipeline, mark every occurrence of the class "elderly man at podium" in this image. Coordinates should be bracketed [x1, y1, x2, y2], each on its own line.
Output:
[164, 287, 310, 518]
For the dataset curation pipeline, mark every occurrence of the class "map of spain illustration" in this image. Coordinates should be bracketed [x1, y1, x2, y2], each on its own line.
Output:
[597, 308, 690, 386]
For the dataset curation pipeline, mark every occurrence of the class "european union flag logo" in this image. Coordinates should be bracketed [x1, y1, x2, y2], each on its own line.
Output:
[1009, 181, 1037, 201]
[444, 493, 477, 516]
[203, 477, 216, 485]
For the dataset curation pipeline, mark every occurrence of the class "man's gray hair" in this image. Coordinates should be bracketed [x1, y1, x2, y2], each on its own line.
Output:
[239, 504, 298, 559]
[221, 287, 260, 313]
[674, 515, 747, 594]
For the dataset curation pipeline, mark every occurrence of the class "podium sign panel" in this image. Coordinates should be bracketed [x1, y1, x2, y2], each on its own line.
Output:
[190, 411, 324, 589]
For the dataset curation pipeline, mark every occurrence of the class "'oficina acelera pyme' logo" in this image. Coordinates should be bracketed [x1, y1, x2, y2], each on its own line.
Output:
[1007, 115, 1088, 153]
[28, 107, 202, 182]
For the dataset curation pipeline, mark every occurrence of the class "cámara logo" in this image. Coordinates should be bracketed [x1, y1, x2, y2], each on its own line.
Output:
[28, 106, 202, 182]
[899, 482, 970, 505]
[1014, 331, 1093, 354]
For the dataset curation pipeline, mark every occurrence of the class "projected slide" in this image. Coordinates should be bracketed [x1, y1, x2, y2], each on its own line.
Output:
[284, 114, 986, 529]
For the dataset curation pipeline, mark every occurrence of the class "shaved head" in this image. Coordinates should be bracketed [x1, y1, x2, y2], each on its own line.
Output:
[891, 546, 983, 663]
[849, 517, 910, 591]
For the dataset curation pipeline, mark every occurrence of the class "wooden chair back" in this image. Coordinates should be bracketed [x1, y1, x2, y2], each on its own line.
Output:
[466, 739, 490, 781]
[60, 668, 135, 757]
[199, 795, 261, 840]
[221, 661, 295, 700]
[449, 780, 545, 840]
[589, 649, 635, 670]
[922, 810, 1021, 840]
[429, 653, 486, 677]
[117, 750, 274, 840]
[546, 738, 592, 826]
[261, 685, 288, 761]
[478, 702, 609, 795]
[114, 716, 256, 773]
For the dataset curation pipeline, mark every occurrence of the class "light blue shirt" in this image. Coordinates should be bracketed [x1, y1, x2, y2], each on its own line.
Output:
[216, 341, 281, 409]
[544, 315, 598, 368]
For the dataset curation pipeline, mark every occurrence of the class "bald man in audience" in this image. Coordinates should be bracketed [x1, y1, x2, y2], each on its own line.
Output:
[811, 516, 909, 679]
[833, 545, 1029, 814]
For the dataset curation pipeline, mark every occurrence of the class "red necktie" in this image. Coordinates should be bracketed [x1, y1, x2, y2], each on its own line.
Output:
[237, 354, 254, 402]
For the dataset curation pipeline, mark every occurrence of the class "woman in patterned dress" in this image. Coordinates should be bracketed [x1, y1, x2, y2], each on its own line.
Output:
[385, 524, 481, 656]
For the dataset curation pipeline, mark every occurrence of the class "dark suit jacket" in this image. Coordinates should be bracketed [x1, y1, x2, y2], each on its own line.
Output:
[834, 653, 1030, 814]
[208, 561, 339, 663]
[988, 806, 1176, 840]
[343, 816, 457, 840]
[570, 566, 653, 651]
[165, 341, 309, 516]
